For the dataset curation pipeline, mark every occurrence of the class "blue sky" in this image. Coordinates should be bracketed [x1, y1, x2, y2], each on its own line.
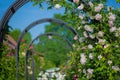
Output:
[0, 0, 120, 39]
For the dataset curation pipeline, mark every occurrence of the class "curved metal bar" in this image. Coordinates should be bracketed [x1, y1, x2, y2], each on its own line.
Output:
[29, 32, 73, 50]
[0, 0, 29, 42]
[25, 32, 73, 80]
[16, 18, 79, 80]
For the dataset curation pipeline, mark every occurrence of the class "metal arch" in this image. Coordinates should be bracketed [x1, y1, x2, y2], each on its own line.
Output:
[0, 0, 88, 33]
[16, 18, 80, 80]
[0, 0, 29, 30]
[29, 32, 73, 50]
[25, 32, 73, 80]
[0, 0, 29, 42]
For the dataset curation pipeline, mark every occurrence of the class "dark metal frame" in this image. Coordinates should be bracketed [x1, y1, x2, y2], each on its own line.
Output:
[16, 18, 79, 80]
[25, 32, 73, 80]
[0, 0, 29, 42]
[0, 0, 81, 80]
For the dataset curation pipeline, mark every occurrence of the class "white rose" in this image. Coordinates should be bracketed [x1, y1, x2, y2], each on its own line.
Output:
[98, 55, 102, 60]
[87, 68, 94, 74]
[112, 66, 120, 71]
[108, 20, 114, 27]
[98, 3, 104, 8]
[74, 35, 78, 40]
[95, 14, 102, 20]
[89, 34, 95, 39]
[98, 31, 104, 37]
[88, 44, 93, 49]
[72, 44, 75, 47]
[77, 26, 82, 30]
[80, 53, 87, 65]
[108, 14, 116, 21]
[48, 35, 52, 39]
[79, 37, 85, 43]
[89, 53, 93, 59]
[55, 4, 61, 10]
[104, 44, 110, 48]
[78, 4, 84, 10]
[84, 25, 93, 32]
[108, 60, 112, 65]
[83, 31, 88, 38]
[110, 27, 116, 32]
[95, 6, 102, 12]
[98, 39, 106, 45]
[83, 69, 86, 74]
[88, 2, 94, 8]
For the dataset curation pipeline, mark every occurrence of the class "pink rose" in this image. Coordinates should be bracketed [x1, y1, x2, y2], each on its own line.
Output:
[108, 20, 114, 27]
[98, 31, 104, 37]
[95, 13, 102, 20]
[30, 45, 33, 50]
[78, 4, 84, 10]
[73, 0, 79, 3]
[108, 14, 116, 21]
[88, 2, 94, 8]
[95, 6, 102, 12]
[98, 3, 104, 8]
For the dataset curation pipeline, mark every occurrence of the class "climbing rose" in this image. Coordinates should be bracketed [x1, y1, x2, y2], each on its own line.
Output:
[94, 3, 103, 12]
[98, 3, 104, 8]
[83, 69, 86, 74]
[73, 0, 79, 3]
[110, 27, 116, 32]
[98, 39, 106, 45]
[55, 4, 61, 10]
[79, 37, 84, 43]
[88, 44, 93, 49]
[104, 44, 110, 48]
[112, 66, 120, 71]
[89, 53, 93, 59]
[89, 34, 95, 39]
[108, 14, 116, 21]
[48, 35, 52, 39]
[74, 35, 78, 40]
[78, 4, 84, 10]
[87, 68, 94, 74]
[98, 55, 102, 60]
[88, 2, 94, 8]
[108, 20, 114, 27]
[95, 6, 102, 12]
[108, 60, 112, 65]
[95, 13, 102, 20]
[77, 26, 81, 30]
[80, 53, 87, 65]
[83, 31, 88, 38]
[84, 25, 93, 32]
[98, 31, 104, 37]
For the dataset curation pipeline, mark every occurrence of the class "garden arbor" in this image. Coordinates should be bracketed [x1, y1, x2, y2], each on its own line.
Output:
[0, 0, 81, 80]
[16, 18, 80, 80]
[26, 32, 74, 80]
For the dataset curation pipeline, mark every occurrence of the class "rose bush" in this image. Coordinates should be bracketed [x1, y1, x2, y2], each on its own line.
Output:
[31, 0, 120, 79]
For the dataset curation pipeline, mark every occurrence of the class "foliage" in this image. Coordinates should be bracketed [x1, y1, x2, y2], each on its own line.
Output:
[31, 0, 120, 80]
[9, 29, 21, 41]
[33, 36, 71, 69]
[0, 45, 25, 80]
[9, 29, 32, 44]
